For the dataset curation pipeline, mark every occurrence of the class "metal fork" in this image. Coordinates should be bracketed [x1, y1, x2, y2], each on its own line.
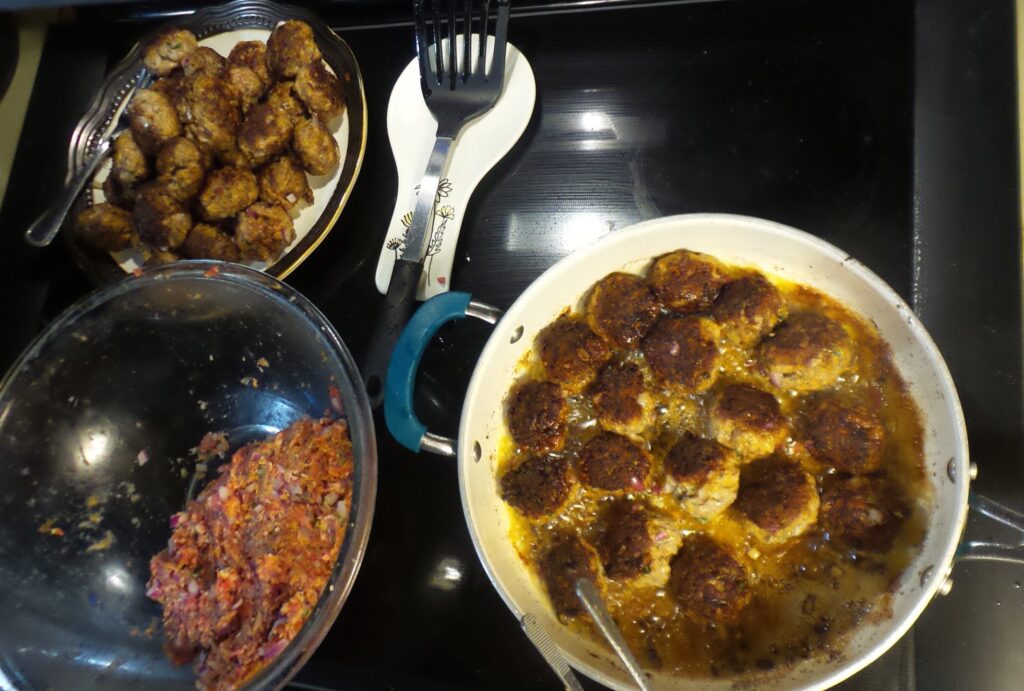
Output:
[363, 0, 511, 405]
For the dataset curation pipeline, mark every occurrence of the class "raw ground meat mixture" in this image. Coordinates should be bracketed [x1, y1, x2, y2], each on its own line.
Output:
[147, 417, 354, 690]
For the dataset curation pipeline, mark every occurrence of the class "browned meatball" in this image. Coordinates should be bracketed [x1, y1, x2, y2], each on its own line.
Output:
[585, 272, 660, 348]
[734, 456, 820, 544]
[820, 476, 907, 552]
[180, 73, 240, 155]
[663, 432, 739, 522]
[759, 311, 854, 392]
[597, 501, 652, 580]
[144, 247, 182, 266]
[132, 182, 191, 249]
[76, 203, 134, 251]
[238, 102, 294, 167]
[143, 29, 198, 77]
[180, 223, 241, 261]
[538, 536, 602, 619]
[294, 60, 344, 121]
[577, 432, 651, 492]
[226, 65, 266, 113]
[150, 73, 187, 112]
[668, 535, 750, 622]
[127, 89, 181, 152]
[197, 167, 259, 221]
[505, 380, 567, 453]
[228, 40, 271, 87]
[293, 116, 340, 176]
[591, 362, 650, 436]
[536, 315, 611, 392]
[267, 20, 322, 79]
[499, 456, 574, 519]
[648, 250, 727, 312]
[259, 154, 313, 210]
[805, 397, 884, 474]
[708, 383, 787, 459]
[642, 315, 721, 393]
[181, 46, 227, 79]
[266, 81, 305, 122]
[155, 137, 205, 201]
[235, 202, 296, 261]
[712, 273, 788, 347]
[111, 130, 149, 187]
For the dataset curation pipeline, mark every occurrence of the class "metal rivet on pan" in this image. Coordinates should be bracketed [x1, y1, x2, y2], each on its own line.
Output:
[473, 441, 482, 463]
[938, 577, 954, 596]
[946, 458, 957, 483]
[920, 565, 934, 588]
[969, 463, 978, 480]
[510, 326, 524, 344]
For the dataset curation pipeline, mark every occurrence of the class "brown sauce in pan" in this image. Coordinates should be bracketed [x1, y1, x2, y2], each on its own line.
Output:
[497, 254, 930, 678]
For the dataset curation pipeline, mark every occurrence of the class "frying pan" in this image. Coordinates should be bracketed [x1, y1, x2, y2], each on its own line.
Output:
[384, 214, 1024, 689]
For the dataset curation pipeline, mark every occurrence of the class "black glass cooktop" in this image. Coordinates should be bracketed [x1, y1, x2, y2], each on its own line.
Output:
[0, 0, 1019, 689]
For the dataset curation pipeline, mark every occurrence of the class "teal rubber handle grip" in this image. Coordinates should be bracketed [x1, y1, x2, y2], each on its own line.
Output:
[385, 292, 473, 452]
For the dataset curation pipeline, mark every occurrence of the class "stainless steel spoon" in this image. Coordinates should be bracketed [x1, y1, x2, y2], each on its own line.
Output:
[24, 132, 116, 248]
[576, 578, 652, 691]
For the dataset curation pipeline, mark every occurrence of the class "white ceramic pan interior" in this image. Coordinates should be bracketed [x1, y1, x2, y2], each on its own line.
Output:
[458, 214, 969, 690]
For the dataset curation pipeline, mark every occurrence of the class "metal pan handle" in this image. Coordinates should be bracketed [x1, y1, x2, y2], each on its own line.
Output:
[956, 492, 1024, 566]
[383, 291, 501, 456]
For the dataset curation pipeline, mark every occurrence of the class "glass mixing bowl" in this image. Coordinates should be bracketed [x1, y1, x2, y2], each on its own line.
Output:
[0, 262, 376, 690]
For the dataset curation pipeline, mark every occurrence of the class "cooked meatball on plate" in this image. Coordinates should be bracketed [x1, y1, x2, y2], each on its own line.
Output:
[418, 215, 957, 691]
[65, 6, 366, 284]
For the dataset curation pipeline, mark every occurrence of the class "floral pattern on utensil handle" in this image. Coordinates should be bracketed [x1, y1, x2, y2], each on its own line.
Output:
[385, 178, 455, 287]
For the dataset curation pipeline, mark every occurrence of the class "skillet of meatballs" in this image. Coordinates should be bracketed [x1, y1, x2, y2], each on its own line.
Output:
[496, 248, 930, 679]
[75, 20, 346, 269]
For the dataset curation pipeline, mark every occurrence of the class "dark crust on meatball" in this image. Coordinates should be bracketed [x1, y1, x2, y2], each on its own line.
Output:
[758, 311, 853, 388]
[181, 223, 241, 261]
[102, 176, 138, 209]
[712, 274, 787, 345]
[713, 383, 784, 433]
[641, 315, 721, 392]
[267, 20, 322, 79]
[238, 102, 294, 167]
[598, 502, 652, 580]
[132, 182, 191, 249]
[143, 29, 197, 77]
[155, 137, 205, 201]
[649, 250, 727, 312]
[536, 315, 611, 390]
[228, 40, 271, 86]
[150, 74, 188, 113]
[669, 535, 750, 622]
[539, 536, 600, 618]
[591, 362, 645, 426]
[112, 130, 149, 187]
[259, 154, 313, 210]
[293, 60, 344, 121]
[577, 432, 651, 492]
[235, 202, 295, 260]
[820, 476, 907, 552]
[664, 432, 732, 486]
[292, 116, 340, 176]
[505, 380, 568, 453]
[806, 397, 884, 473]
[197, 167, 259, 221]
[499, 456, 573, 518]
[734, 456, 816, 534]
[181, 46, 226, 79]
[181, 73, 240, 155]
[76, 203, 134, 251]
[585, 272, 660, 348]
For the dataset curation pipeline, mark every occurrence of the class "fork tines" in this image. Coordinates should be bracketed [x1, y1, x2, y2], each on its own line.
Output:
[414, 0, 510, 92]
